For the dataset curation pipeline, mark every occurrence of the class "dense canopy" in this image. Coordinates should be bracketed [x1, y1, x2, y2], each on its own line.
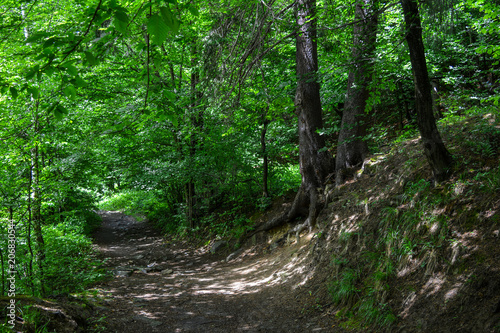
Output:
[1, 0, 499, 330]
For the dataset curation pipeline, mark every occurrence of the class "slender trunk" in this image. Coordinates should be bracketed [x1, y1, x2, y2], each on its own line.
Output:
[0, 247, 4, 296]
[186, 42, 203, 229]
[401, 0, 453, 181]
[33, 111, 46, 296]
[27, 163, 35, 294]
[335, 0, 379, 185]
[261, 115, 270, 198]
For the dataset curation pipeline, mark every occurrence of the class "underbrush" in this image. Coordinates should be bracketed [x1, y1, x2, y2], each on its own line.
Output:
[0, 216, 108, 298]
[100, 189, 255, 241]
[327, 103, 500, 330]
[98, 170, 300, 242]
[42, 221, 109, 294]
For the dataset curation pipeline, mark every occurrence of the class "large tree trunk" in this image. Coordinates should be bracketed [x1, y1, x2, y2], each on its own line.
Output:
[335, 0, 379, 185]
[239, 0, 334, 244]
[401, 0, 453, 181]
[295, 0, 334, 196]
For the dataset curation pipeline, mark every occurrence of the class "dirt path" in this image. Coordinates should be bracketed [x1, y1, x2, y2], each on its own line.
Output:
[93, 211, 333, 333]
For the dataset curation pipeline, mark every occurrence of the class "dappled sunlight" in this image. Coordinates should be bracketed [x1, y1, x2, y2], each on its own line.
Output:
[421, 273, 446, 296]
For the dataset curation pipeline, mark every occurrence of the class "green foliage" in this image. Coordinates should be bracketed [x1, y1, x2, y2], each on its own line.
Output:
[42, 221, 108, 294]
[328, 267, 361, 305]
[0, 0, 499, 318]
[15, 305, 50, 333]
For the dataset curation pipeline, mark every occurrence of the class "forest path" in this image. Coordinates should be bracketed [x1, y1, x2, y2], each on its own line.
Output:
[92, 211, 331, 333]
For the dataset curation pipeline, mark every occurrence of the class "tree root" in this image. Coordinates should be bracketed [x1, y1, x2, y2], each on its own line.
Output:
[238, 187, 321, 247]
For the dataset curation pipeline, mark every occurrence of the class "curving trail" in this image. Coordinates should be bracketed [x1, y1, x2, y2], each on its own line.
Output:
[93, 211, 332, 333]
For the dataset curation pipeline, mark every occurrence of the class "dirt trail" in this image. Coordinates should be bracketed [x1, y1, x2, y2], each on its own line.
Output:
[93, 211, 333, 333]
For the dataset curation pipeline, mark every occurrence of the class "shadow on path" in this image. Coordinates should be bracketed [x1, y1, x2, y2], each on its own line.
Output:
[93, 211, 329, 333]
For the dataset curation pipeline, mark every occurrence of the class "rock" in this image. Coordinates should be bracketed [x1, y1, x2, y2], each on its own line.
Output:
[161, 269, 173, 275]
[210, 240, 227, 254]
[226, 248, 243, 262]
[114, 270, 133, 277]
[132, 315, 162, 327]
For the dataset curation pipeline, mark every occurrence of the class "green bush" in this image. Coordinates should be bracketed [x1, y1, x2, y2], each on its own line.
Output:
[42, 219, 108, 294]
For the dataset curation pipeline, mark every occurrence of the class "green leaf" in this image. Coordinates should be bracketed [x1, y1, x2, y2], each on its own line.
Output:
[188, 5, 199, 17]
[45, 66, 55, 76]
[75, 76, 88, 88]
[47, 102, 58, 114]
[54, 109, 64, 121]
[52, 102, 68, 121]
[26, 32, 48, 43]
[84, 51, 97, 66]
[9, 87, 18, 99]
[166, 113, 178, 127]
[64, 85, 77, 100]
[160, 6, 180, 34]
[27, 87, 39, 99]
[114, 9, 129, 23]
[65, 64, 78, 77]
[114, 9, 129, 34]
[26, 65, 40, 80]
[147, 14, 170, 45]
[57, 104, 68, 114]
[163, 90, 176, 101]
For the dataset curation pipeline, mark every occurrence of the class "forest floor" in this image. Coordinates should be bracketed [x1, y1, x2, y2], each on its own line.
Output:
[90, 210, 341, 333]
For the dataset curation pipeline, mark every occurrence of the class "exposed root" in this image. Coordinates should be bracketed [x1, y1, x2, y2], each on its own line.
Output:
[240, 187, 322, 247]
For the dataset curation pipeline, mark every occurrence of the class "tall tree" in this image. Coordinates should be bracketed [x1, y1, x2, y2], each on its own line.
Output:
[294, 0, 335, 206]
[240, 0, 334, 242]
[401, 0, 453, 181]
[335, 0, 379, 185]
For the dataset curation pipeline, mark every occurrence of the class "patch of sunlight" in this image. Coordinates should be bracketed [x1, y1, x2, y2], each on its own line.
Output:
[421, 273, 446, 296]
[397, 255, 419, 278]
[337, 214, 360, 238]
[399, 291, 417, 318]
[444, 285, 461, 302]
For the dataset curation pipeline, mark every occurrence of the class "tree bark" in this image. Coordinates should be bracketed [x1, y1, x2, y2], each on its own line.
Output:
[186, 42, 204, 229]
[335, 0, 379, 185]
[237, 0, 335, 246]
[260, 114, 270, 198]
[295, 0, 334, 196]
[401, 0, 453, 181]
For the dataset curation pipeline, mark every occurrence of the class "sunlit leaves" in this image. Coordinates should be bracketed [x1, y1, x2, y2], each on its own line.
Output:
[64, 85, 77, 100]
[160, 6, 180, 34]
[146, 5, 180, 45]
[147, 13, 170, 45]
[113, 6, 129, 35]
[27, 86, 40, 99]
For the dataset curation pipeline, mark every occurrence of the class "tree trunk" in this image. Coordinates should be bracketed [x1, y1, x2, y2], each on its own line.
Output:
[186, 43, 203, 229]
[33, 110, 47, 296]
[260, 114, 270, 198]
[401, 0, 453, 181]
[335, 0, 379, 185]
[239, 0, 334, 244]
[295, 0, 334, 196]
